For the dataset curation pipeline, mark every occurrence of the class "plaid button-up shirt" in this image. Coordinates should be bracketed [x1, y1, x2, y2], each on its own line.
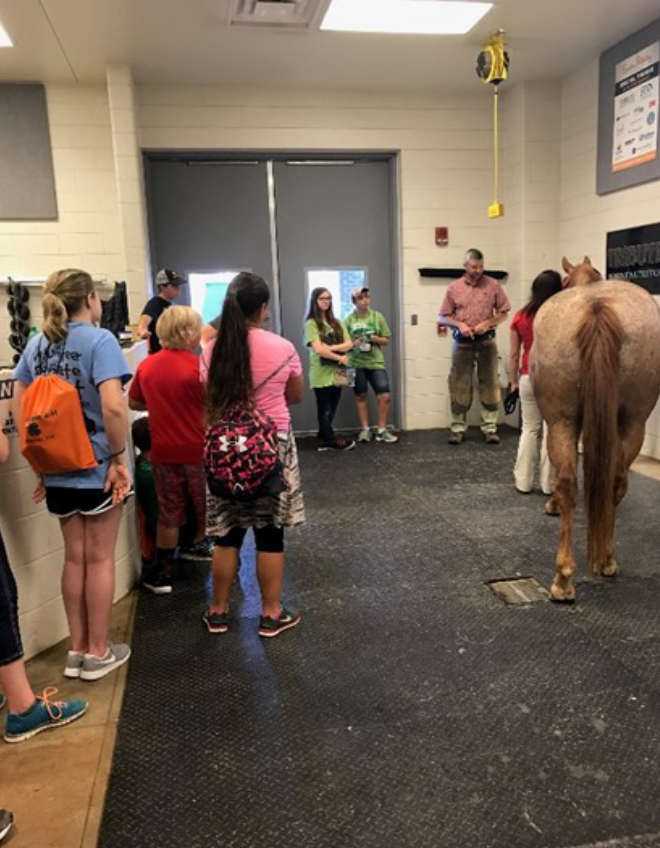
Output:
[439, 274, 510, 327]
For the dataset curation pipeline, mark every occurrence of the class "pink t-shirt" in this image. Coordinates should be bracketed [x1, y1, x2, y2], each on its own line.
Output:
[201, 327, 302, 432]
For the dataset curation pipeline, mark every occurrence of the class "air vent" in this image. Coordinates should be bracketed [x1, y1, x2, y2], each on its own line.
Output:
[229, 0, 330, 29]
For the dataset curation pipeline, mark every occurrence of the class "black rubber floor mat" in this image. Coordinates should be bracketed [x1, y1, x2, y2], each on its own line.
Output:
[99, 429, 660, 848]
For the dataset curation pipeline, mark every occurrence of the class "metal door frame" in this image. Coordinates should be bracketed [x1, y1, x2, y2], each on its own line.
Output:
[143, 150, 402, 428]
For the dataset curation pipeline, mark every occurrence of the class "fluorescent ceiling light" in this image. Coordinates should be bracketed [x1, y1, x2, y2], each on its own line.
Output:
[321, 0, 492, 35]
[0, 19, 13, 47]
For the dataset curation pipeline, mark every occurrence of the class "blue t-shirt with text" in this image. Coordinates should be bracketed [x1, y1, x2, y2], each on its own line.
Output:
[14, 322, 132, 489]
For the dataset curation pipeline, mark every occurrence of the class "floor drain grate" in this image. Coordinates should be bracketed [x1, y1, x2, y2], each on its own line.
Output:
[487, 577, 548, 605]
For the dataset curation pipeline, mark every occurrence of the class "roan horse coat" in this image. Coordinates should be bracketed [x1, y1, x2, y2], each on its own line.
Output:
[531, 257, 660, 601]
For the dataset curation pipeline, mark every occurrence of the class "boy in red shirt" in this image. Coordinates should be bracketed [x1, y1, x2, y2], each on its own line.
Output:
[129, 306, 210, 593]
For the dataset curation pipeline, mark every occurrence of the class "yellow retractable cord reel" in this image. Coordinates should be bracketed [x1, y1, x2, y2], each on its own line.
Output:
[476, 31, 509, 218]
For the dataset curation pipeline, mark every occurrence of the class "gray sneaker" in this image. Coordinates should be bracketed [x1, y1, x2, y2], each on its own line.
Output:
[64, 650, 85, 679]
[80, 643, 131, 682]
[376, 429, 398, 443]
[357, 428, 372, 443]
[0, 694, 5, 711]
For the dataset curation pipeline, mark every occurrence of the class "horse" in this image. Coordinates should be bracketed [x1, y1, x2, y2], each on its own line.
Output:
[530, 256, 660, 601]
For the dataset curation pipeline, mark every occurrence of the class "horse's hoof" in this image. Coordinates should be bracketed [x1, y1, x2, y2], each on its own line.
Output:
[550, 582, 576, 603]
[601, 560, 618, 577]
[544, 498, 560, 516]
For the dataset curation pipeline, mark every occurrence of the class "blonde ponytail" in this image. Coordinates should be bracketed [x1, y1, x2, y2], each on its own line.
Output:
[42, 291, 68, 342]
[42, 269, 95, 343]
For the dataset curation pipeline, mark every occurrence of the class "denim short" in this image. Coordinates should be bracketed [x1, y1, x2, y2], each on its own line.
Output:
[353, 368, 391, 396]
[45, 487, 133, 517]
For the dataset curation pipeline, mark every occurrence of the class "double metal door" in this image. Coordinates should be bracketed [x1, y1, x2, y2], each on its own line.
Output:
[145, 155, 397, 433]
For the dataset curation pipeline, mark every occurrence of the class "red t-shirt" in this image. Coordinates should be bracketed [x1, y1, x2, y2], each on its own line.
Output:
[129, 349, 205, 463]
[510, 308, 535, 376]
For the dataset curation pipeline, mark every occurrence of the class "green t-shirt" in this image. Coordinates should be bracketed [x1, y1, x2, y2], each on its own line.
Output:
[305, 318, 350, 388]
[344, 309, 390, 370]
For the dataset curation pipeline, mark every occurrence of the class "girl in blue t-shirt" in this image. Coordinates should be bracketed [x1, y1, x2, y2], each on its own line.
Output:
[14, 269, 133, 683]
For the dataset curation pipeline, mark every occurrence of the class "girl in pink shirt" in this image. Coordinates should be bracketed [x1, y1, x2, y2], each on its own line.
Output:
[202, 273, 305, 638]
[509, 270, 562, 495]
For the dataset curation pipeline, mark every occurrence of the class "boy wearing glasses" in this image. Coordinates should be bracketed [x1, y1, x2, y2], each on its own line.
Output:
[344, 287, 398, 443]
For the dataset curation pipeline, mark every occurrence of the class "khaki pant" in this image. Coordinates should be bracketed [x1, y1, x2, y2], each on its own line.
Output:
[448, 336, 500, 435]
[513, 374, 553, 494]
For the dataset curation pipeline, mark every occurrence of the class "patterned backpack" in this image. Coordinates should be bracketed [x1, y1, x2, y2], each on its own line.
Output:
[204, 354, 294, 501]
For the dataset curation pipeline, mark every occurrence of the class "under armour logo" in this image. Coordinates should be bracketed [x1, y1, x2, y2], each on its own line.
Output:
[219, 435, 248, 452]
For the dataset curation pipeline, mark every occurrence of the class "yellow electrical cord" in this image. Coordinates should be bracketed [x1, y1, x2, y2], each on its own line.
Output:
[493, 86, 499, 204]
[488, 85, 503, 217]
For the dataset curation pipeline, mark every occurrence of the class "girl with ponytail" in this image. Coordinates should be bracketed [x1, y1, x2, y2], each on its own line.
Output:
[509, 269, 563, 496]
[202, 272, 305, 638]
[13, 269, 133, 681]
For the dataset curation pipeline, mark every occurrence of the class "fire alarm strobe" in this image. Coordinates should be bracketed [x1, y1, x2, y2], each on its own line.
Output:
[435, 227, 448, 247]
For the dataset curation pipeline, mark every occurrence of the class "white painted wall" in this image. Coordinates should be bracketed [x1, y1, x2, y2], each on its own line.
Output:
[0, 84, 127, 369]
[137, 84, 507, 430]
[559, 61, 660, 458]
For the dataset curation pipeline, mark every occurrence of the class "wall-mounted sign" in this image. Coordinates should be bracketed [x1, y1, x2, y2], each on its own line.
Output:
[612, 41, 659, 173]
[597, 16, 660, 195]
[606, 222, 660, 294]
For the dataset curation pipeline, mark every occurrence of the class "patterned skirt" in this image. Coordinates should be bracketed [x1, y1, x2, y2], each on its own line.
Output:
[206, 432, 306, 537]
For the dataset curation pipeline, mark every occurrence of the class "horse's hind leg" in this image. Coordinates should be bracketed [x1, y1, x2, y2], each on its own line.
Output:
[599, 418, 646, 577]
[546, 421, 579, 601]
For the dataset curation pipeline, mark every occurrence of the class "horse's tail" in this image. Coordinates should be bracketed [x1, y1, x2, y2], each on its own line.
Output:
[577, 298, 625, 571]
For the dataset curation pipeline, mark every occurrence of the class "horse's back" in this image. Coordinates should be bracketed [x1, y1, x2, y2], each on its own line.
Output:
[532, 280, 660, 420]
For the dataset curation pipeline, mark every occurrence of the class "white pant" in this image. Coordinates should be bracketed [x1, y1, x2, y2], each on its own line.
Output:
[513, 374, 553, 494]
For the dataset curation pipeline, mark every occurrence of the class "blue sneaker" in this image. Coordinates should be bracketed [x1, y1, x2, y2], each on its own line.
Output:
[4, 687, 88, 744]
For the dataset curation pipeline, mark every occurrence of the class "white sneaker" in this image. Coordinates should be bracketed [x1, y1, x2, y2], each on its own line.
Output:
[357, 428, 372, 443]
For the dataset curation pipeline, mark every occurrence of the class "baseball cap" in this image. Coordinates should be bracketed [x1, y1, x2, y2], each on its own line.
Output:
[351, 286, 370, 301]
[155, 269, 185, 287]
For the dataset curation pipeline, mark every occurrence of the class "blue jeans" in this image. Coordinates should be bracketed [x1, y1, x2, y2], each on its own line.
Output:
[0, 528, 23, 666]
[314, 386, 342, 443]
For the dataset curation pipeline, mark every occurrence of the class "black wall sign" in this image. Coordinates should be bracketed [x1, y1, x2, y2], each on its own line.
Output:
[606, 222, 660, 294]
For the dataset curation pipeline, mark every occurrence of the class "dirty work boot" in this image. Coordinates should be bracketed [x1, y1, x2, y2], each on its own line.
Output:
[448, 432, 464, 445]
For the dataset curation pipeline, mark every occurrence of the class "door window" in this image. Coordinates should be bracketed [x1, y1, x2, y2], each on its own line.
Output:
[188, 271, 247, 323]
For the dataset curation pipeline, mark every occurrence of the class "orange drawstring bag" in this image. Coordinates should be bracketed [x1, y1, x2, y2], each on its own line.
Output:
[20, 342, 97, 475]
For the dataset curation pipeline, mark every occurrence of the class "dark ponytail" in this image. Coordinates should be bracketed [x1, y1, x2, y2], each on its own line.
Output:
[522, 270, 562, 317]
[206, 272, 270, 423]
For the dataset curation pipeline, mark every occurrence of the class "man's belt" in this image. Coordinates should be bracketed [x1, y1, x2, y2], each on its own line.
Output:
[452, 328, 496, 343]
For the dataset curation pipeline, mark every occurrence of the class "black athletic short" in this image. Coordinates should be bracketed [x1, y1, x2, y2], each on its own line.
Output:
[45, 486, 133, 518]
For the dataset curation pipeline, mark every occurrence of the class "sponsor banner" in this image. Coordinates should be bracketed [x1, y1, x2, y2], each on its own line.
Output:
[612, 42, 659, 172]
[606, 223, 660, 294]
